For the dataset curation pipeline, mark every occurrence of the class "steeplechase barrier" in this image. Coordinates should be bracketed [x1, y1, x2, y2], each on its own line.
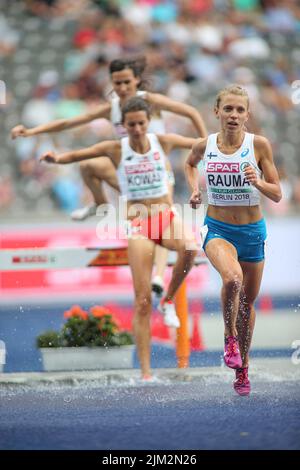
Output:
[0, 246, 207, 368]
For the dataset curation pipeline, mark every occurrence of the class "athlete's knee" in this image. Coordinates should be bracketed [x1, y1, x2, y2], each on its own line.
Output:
[176, 233, 197, 254]
[177, 240, 197, 257]
[79, 160, 93, 175]
[176, 244, 197, 273]
[135, 292, 152, 316]
[185, 247, 198, 265]
[223, 270, 243, 294]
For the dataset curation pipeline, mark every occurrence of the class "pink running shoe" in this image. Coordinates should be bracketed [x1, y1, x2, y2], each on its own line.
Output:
[234, 367, 251, 396]
[224, 335, 242, 369]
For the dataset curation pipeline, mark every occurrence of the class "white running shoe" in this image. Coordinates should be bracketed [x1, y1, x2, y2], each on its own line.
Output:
[71, 204, 98, 221]
[158, 299, 180, 328]
[151, 275, 164, 297]
[140, 375, 162, 384]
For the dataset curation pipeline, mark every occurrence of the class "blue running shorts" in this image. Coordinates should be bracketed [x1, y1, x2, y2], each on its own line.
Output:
[203, 215, 267, 263]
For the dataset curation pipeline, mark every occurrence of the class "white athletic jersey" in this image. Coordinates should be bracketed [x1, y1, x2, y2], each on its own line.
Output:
[110, 90, 166, 138]
[203, 132, 261, 206]
[117, 133, 169, 201]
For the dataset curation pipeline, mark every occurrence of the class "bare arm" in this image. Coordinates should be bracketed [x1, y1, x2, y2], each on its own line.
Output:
[11, 102, 111, 139]
[146, 92, 208, 138]
[185, 138, 207, 209]
[244, 136, 282, 203]
[158, 133, 197, 154]
[39, 140, 120, 165]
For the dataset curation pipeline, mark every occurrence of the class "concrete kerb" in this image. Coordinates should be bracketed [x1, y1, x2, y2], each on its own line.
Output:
[0, 358, 299, 387]
[0, 367, 224, 387]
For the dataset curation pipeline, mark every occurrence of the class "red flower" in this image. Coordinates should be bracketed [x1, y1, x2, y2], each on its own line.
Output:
[63, 310, 72, 319]
[90, 306, 111, 318]
[63, 305, 88, 320]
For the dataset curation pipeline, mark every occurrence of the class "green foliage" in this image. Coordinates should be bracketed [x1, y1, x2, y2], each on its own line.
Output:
[36, 307, 134, 348]
[36, 330, 61, 348]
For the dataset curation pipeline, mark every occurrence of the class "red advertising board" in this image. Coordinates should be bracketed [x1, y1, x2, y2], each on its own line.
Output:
[0, 226, 208, 302]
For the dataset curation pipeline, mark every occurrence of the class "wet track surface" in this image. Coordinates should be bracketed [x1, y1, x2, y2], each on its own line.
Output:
[1, 367, 299, 450]
[1, 305, 299, 450]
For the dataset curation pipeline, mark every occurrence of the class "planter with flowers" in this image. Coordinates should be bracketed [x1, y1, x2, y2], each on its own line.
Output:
[37, 305, 135, 371]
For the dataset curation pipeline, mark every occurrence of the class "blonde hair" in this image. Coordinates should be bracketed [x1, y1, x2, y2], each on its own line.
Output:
[215, 85, 249, 109]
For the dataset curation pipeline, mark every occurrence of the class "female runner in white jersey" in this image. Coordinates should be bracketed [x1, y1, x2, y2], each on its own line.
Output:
[40, 97, 198, 380]
[11, 56, 207, 297]
[185, 85, 282, 396]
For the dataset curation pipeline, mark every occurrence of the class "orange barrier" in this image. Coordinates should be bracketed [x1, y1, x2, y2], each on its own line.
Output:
[175, 280, 190, 368]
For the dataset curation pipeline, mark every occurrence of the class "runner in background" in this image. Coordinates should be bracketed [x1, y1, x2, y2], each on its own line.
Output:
[11, 56, 207, 299]
[40, 96, 199, 380]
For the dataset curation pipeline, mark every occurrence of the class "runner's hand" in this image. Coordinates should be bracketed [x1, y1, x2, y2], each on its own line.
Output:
[189, 189, 202, 209]
[11, 125, 29, 139]
[243, 164, 258, 186]
[40, 151, 57, 164]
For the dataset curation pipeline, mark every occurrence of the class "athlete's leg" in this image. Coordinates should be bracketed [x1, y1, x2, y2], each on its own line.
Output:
[205, 238, 243, 337]
[152, 175, 175, 293]
[152, 245, 168, 296]
[127, 237, 155, 378]
[237, 260, 265, 367]
[79, 157, 120, 205]
[161, 215, 197, 300]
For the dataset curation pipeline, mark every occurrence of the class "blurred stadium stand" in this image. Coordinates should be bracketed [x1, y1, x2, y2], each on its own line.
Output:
[0, 0, 300, 219]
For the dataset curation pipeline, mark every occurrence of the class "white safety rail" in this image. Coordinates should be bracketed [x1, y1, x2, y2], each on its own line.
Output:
[0, 247, 207, 271]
